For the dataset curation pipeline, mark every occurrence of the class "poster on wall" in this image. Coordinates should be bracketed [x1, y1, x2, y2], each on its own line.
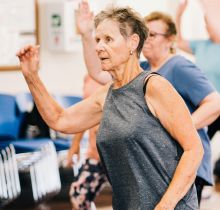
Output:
[0, 0, 38, 71]
[46, 0, 114, 53]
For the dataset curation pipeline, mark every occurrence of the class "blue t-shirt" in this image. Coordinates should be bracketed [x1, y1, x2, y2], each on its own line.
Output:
[141, 55, 215, 185]
[190, 39, 220, 92]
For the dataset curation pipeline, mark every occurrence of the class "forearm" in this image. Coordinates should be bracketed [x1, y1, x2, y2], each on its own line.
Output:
[175, 13, 192, 53]
[70, 132, 84, 151]
[81, 33, 112, 85]
[192, 111, 219, 129]
[24, 73, 64, 131]
[192, 96, 220, 129]
[176, 15, 182, 43]
[158, 149, 203, 208]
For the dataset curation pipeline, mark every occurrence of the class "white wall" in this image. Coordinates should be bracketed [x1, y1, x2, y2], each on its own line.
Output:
[0, 0, 87, 96]
[116, 0, 208, 39]
[0, 0, 209, 95]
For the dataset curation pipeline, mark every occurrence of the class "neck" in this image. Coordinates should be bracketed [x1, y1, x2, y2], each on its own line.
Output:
[148, 53, 174, 71]
[110, 56, 143, 89]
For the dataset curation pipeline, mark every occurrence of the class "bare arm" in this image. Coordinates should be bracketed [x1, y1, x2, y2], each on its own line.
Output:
[76, 1, 112, 84]
[146, 76, 203, 209]
[192, 92, 220, 129]
[16, 45, 105, 134]
[176, 0, 193, 54]
[66, 131, 85, 167]
[201, 0, 220, 43]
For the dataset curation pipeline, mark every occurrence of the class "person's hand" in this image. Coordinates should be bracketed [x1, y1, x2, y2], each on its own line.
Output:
[75, 0, 94, 36]
[154, 199, 175, 210]
[154, 203, 174, 210]
[176, 0, 188, 18]
[66, 144, 80, 168]
[16, 45, 40, 77]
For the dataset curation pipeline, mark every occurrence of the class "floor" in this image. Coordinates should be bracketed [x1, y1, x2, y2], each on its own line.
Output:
[100, 184, 220, 210]
[3, 133, 220, 210]
[4, 177, 220, 210]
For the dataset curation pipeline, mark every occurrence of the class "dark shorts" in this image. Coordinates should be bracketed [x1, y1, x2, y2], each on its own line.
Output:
[208, 116, 220, 139]
[195, 176, 208, 205]
[69, 158, 107, 210]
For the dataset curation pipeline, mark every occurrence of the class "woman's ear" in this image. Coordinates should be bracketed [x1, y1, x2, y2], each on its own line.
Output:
[167, 34, 176, 45]
[167, 34, 176, 42]
[167, 35, 176, 53]
[129, 33, 140, 52]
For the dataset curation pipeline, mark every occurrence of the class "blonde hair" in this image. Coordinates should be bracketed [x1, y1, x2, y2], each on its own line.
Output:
[144, 11, 176, 53]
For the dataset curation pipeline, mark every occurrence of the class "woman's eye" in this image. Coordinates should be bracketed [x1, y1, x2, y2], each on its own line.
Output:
[106, 36, 112, 42]
[149, 33, 156, 37]
[95, 38, 100, 43]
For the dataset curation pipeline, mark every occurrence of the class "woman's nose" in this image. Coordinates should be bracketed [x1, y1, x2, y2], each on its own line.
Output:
[95, 41, 105, 52]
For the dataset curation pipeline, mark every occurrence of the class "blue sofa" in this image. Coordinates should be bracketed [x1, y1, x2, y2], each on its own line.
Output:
[0, 93, 82, 153]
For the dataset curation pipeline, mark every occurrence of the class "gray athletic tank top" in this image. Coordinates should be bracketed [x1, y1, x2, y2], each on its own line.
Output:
[96, 71, 198, 210]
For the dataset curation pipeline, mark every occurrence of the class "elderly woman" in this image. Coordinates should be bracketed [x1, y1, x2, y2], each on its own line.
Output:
[17, 7, 203, 210]
[176, 0, 220, 176]
[76, 1, 220, 205]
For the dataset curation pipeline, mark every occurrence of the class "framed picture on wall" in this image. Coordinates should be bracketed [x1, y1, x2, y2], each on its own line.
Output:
[0, 0, 39, 71]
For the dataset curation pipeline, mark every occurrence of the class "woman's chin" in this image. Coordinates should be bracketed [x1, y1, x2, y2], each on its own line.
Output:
[101, 66, 110, 72]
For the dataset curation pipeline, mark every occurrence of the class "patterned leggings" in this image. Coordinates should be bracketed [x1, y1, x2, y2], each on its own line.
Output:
[69, 158, 108, 210]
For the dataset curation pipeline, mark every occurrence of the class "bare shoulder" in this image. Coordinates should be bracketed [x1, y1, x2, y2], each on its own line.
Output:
[145, 74, 174, 97]
[145, 74, 185, 114]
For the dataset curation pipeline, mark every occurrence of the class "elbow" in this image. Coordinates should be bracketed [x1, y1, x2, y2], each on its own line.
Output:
[196, 141, 204, 165]
[51, 122, 73, 135]
[48, 119, 64, 133]
[51, 118, 81, 135]
[48, 111, 71, 134]
[188, 138, 204, 168]
[201, 144, 204, 157]
[199, 147, 204, 163]
[213, 96, 220, 116]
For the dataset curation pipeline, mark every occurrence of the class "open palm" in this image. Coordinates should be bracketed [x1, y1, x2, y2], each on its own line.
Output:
[76, 1, 94, 35]
[176, 0, 188, 16]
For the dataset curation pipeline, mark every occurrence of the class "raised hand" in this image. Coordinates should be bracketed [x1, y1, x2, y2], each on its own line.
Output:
[66, 132, 84, 168]
[66, 143, 80, 168]
[75, 0, 94, 36]
[176, 0, 188, 17]
[16, 45, 40, 76]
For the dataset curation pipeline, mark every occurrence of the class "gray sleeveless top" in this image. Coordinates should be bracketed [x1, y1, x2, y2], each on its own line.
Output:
[96, 71, 198, 210]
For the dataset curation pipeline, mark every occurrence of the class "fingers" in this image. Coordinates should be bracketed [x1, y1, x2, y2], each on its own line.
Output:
[66, 154, 74, 168]
[179, 0, 187, 7]
[78, 0, 90, 15]
[16, 45, 39, 56]
[66, 160, 73, 168]
[80, 0, 89, 10]
[16, 45, 40, 61]
[77, 153, 80, 161]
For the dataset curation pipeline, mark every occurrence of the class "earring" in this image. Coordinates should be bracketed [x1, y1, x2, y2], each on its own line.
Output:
[130, 50, 133, 55]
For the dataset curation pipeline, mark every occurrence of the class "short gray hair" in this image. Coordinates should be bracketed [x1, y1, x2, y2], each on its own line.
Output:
[94, 7, 148, 57]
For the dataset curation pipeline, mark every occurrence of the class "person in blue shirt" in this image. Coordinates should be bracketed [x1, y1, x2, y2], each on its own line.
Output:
[176, 0, 220, 140]
[75, 1, 220, 205]
[140, 11, 220, 205]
